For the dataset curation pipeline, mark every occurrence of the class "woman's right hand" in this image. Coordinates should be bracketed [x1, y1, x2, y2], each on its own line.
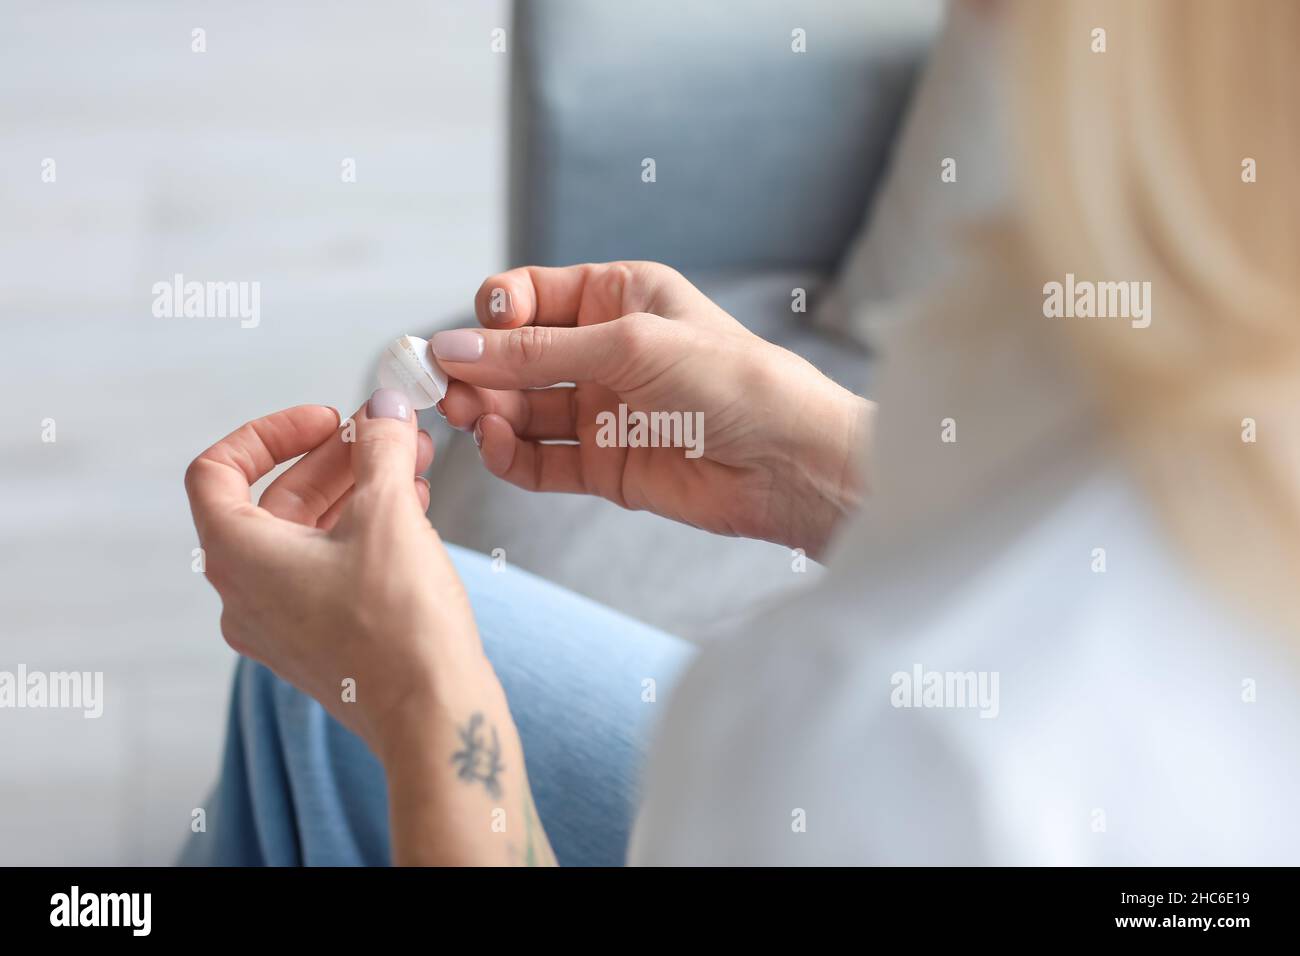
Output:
[433, 261, 871, 558]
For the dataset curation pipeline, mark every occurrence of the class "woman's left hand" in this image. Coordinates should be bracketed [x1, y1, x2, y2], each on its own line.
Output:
[183, 389, 487, 762]
[186, 389, 555, 865]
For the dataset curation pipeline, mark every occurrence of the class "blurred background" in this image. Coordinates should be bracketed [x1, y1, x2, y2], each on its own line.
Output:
[2, 0, 968, 864]
[0, 0, 508, 864]
[5, 0, 1292, 878]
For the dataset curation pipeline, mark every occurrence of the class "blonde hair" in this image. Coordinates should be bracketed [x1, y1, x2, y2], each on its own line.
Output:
[1003, 0, 1300, 630]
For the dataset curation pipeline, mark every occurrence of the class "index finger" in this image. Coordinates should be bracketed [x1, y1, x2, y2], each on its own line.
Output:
[184, 405, 340, 539]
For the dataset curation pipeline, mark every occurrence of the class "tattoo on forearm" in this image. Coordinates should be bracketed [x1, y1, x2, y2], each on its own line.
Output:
[450, 712, 504, 798]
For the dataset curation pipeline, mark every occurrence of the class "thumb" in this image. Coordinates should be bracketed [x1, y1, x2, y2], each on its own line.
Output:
[430, 317, 653, 390]
[352, 388, 419, 491]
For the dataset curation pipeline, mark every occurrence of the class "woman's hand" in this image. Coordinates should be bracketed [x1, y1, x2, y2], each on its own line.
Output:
[433, 261, 872, 559]
[184, 392, 555, 865]
[185, 393, 478, 754]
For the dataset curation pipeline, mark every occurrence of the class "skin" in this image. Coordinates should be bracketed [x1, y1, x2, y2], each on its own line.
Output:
[441, 261, 871, 560]
[184, 261, 869, 866]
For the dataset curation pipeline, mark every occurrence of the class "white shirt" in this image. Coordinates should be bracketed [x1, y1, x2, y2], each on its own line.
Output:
[630, 280, 1300, 865]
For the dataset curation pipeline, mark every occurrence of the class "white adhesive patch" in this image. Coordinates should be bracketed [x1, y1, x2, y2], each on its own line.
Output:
[376, 335, 448, 410]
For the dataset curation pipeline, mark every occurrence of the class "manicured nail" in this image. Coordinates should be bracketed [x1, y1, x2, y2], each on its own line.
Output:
[472, 416, 485, 449]
[367, 387, 410, 421]
[431, 329, 485, 363]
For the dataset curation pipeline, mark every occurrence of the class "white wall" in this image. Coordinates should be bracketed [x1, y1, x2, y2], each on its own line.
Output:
[0, 0, 507, 864]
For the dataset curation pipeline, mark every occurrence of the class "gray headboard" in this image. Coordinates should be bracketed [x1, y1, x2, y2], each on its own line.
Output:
[507, 0, 943, 274]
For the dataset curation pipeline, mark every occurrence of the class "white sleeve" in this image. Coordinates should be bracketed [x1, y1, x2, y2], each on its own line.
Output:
[628, 616, 994, 866]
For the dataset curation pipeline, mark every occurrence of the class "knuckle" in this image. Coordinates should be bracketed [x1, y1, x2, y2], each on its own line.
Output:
[357, 429, 408, 455]
[615, 262, 690, 318]
[650, 260, 684, 283]
[506, 324, 555, 365]
[614, 312, 655, 350]
[617, 259, 661, 278]
[599, 262, 634, 303]
[182, 455, 209, 496]
[629, 260, 683, 288]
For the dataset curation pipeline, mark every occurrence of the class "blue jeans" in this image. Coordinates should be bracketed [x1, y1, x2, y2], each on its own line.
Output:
[180, 545, 694, 866]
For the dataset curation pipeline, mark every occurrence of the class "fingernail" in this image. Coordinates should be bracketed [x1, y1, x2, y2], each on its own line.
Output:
[485, 288, 513, 324]
[367, 387, 411, 421]
[434, 400, 447, 419]
[431, 329, 485, 363]
[472, 416, 485, 449]
[415, 475, 431, 492]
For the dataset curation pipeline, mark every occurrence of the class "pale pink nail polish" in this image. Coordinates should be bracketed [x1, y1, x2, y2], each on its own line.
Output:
[368, 387, 410, 421]
[431, 329, 485, 363]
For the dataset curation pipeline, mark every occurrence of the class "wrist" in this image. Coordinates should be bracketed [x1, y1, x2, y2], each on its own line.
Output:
[381, 694, 542, 867]
[766, 354, 872, 557]
[827, 388, 872, 511]
[367, 648, 504, 773]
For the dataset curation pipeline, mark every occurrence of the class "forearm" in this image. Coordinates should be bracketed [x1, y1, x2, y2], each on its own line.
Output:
[378, 662, 557, 867]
